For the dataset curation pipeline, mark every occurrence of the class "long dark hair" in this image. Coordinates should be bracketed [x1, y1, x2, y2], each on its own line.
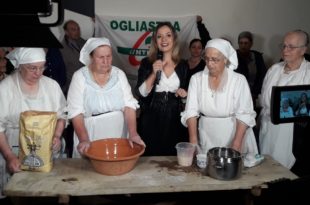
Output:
[189, 38, 203, 48]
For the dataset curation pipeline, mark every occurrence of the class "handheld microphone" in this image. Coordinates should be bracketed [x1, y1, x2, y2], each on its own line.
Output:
[155, 50, 163, 84]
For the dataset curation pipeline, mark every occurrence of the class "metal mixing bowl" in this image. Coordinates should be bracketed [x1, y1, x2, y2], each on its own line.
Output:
[207, 147, 243, 180]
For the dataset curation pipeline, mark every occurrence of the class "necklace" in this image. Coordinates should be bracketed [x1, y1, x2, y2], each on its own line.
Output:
[210, 89, 215, 97]
[208, 80, 216, 97]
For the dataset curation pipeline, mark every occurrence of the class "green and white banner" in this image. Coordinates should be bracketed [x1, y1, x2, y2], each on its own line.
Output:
[94, 15, 198, 87]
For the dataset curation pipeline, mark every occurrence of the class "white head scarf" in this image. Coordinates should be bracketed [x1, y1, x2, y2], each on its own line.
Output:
[79, 37, 111, 66]
[281, 97, 289, 105]
[6, 48, 46, 68]
[205, 38, 238, 70]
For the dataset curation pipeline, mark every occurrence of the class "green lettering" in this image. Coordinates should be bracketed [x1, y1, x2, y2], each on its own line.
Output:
[140, 21, 147, 32]
[136, 21, 139, 31]
[119, 21, 127, 31]
[128, 21, 134, 31]
[110, 20, 118, 30]
[149, 21, 156, 31]
[110, 20, 181, 32]
[173, 22, 180, 32]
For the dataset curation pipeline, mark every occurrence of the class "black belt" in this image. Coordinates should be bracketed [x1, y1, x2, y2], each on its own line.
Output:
[151, 91, 179, 107]
[92, 111, 112, 117]
[153, 91, 177, 101]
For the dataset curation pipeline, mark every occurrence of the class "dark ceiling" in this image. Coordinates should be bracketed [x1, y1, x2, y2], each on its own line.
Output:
[0, 0, 94, 48]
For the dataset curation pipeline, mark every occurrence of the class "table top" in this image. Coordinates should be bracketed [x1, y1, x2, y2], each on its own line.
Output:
[4, 155, 298, 197]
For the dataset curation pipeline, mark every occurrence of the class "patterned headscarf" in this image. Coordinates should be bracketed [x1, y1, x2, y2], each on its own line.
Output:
[205, 38, 238, 70]
[6, 48, 46, 68]
[79, 37, 111, 66]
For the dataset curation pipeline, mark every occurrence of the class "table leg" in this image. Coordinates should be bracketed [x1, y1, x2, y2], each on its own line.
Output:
[58, 195, 70, 205]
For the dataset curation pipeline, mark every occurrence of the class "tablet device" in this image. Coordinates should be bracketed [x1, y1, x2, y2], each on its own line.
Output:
[271, 85, 310, 124]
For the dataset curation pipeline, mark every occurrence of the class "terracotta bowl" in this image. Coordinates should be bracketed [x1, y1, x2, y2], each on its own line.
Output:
[84, 138, 145, 176]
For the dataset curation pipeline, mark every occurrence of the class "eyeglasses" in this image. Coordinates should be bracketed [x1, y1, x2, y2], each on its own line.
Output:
[279, 44, 306, 51]
[23, 65, 46, 73]
[204, 57, 223, 64]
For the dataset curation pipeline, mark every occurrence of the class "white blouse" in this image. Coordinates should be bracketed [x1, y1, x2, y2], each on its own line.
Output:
[259, 59, 310, 168]
[138, 71, 180, 97]
[181, 69, 256, 127]
[0, 71, 67, 133]
[67, 66, 139, 119]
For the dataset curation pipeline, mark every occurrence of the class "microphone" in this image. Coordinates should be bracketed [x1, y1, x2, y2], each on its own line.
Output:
[155, 50, 163, 84]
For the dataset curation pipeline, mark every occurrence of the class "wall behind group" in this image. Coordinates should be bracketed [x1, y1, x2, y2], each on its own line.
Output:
[50, 0, 310, 67]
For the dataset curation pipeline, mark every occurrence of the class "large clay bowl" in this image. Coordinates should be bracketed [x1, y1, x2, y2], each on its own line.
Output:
[85, 138, 145, 175]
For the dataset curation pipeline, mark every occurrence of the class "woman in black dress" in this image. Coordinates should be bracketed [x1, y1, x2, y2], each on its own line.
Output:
[135, 22, 188, 156]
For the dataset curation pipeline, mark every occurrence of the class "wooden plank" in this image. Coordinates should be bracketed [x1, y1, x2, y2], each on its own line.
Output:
[4, 155, 297, 197]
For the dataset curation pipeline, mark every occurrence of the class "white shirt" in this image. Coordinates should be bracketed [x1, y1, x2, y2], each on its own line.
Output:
[181, 69, 258, 167]
[181, 69, 256, 126]
[138, 71, 180, 96]
[280, 107, 294, 118]
[0, 71, 67, 196]
[67, 66, 139, 119]
[259, 59, 310, 168]
[0, 71, 66, 138]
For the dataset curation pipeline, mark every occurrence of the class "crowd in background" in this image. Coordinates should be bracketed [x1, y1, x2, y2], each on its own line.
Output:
[1, 16, 310, 202]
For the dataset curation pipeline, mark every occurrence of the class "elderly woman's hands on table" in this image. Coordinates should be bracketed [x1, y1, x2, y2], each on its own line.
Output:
[77, 140, 91, 155]
[129, 134, 146, 148]
[52, 137, 62, 153]
[7, 153, 21, 173]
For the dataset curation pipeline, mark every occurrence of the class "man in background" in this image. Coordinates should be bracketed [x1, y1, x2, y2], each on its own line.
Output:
[60, 20, 86, 95]
[60, 20, 86, 158]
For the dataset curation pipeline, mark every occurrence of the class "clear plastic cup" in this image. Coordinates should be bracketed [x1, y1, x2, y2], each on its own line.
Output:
[175, 142, 196, 166]
[196, 153, 207, 169]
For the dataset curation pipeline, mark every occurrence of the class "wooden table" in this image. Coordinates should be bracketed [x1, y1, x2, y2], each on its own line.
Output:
[4, 156, 297, 203]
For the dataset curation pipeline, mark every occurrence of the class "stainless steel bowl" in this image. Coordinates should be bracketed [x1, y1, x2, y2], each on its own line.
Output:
[207, 147, 243, 180]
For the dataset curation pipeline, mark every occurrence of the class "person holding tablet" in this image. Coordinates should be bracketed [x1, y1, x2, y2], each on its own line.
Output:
[259, 29, 310, 176]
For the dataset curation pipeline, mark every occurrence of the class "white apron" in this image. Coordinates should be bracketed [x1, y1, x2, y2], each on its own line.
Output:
[259, 60, 310, 169]
[0, 74, 66, 197]
[72, 111, 128, 158]
[0, 88, 45, 197]
[198, 115, 259, 167]
[259, 116, 295, 168]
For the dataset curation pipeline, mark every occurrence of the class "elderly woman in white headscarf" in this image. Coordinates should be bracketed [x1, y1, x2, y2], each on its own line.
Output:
[67, 37, 145, 158]
[181, 38, 261, 167]
[0, 48, 66, 197]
